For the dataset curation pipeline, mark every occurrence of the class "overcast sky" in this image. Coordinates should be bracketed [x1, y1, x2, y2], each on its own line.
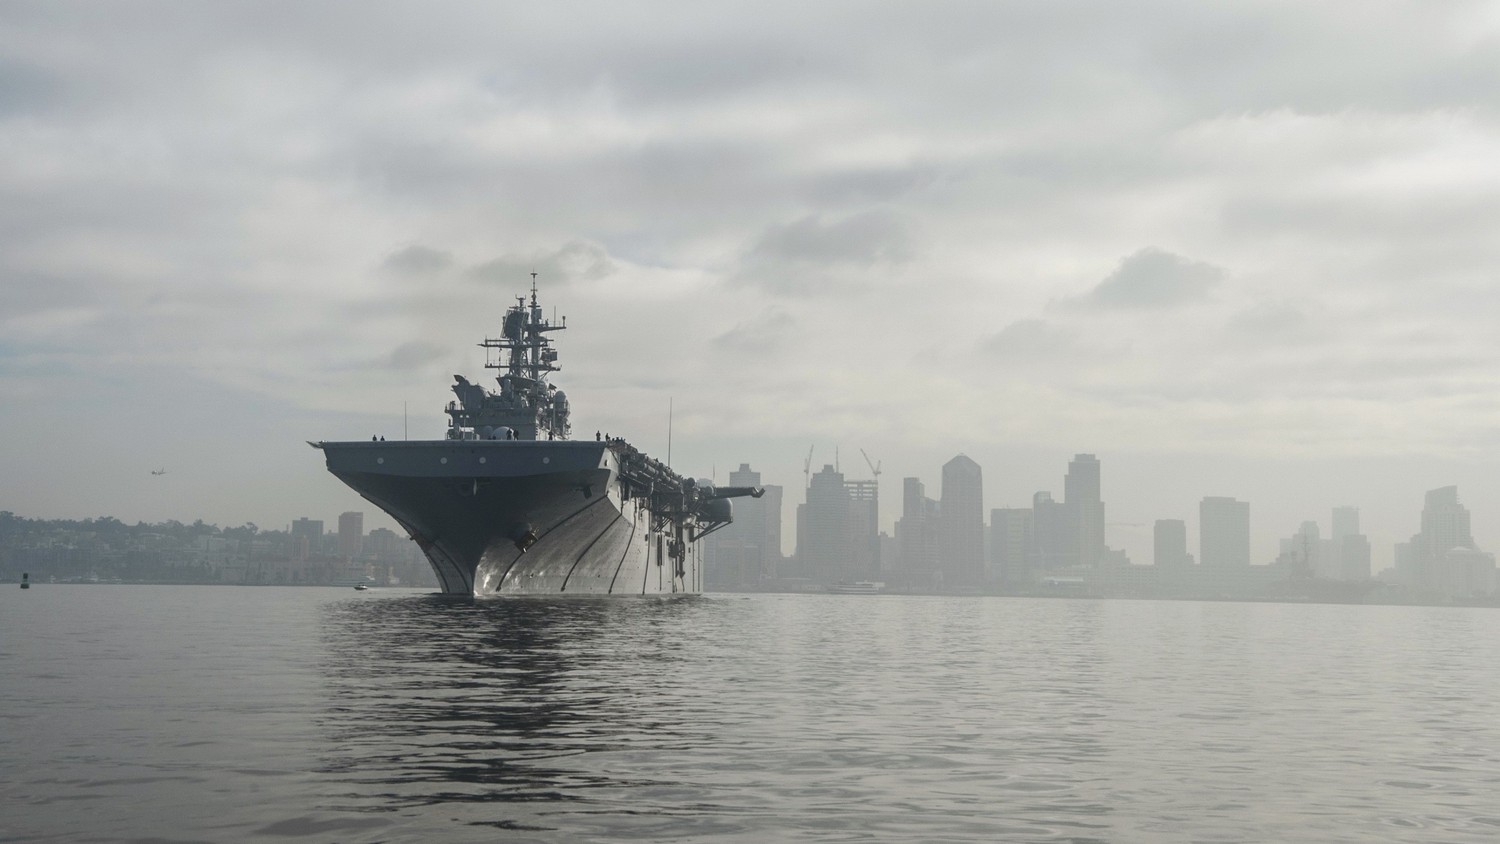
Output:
[5, 1, 1500, 569]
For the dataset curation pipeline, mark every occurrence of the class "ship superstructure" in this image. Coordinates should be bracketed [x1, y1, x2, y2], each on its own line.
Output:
[446, 281, 571, 442]
[313, 276, 761, 596]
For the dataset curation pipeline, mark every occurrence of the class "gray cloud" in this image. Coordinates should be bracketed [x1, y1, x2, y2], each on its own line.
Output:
[1226, 301, 1317, 342]
[802, 163, 941, 205]
[383, 341, 447, 370]
[0, 58, 68, 116]
[1064, 248, 1225, 310]
[711, 309, 795, 354]
[735, 211, 916, 294]
[983, 319, 1078, 359]
[467, 241, 617, 286]
[380, 245, 453, 277]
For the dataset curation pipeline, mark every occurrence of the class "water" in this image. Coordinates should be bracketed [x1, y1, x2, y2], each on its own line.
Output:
[4, 587, 1500, 842]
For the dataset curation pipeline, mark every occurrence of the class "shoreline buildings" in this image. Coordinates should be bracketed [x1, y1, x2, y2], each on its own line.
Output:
[1394, 486, 1495, 599]
[704, 464, 784, 591]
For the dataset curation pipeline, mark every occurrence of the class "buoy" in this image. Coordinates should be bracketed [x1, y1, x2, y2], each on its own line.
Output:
[20, 572, 30, 589]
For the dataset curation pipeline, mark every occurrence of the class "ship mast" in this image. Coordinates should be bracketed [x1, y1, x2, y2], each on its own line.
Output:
[441, 273, 571, 441]
[481, 271, 565, 385]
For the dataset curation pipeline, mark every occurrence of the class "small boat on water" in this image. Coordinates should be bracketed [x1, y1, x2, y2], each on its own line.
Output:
[827, 581, 884, 595]
[19, 572, 29, 590]
[353, 583, 368, 591]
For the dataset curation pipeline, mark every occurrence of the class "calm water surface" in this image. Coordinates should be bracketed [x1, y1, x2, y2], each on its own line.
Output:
[3, 586, 1499, 842]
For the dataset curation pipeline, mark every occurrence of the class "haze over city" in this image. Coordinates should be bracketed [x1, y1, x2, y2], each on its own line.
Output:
[6, 2, 1500, 574]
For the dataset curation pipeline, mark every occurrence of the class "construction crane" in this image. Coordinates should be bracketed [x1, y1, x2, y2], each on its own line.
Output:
[859, 448, 881, 482]
[803, 445, 814, 492]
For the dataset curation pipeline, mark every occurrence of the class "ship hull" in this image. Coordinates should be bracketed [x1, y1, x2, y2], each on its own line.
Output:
[318, 441, 700, 596]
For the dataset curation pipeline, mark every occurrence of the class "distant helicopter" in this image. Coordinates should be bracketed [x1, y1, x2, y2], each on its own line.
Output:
[150, 468, 167, 476]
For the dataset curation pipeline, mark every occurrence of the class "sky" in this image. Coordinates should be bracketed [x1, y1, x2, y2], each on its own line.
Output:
[4, 1, 1500, 570]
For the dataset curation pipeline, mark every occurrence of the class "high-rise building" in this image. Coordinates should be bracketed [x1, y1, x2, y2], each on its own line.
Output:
[1418, 486, 1472, 560]
[337, 511, 363, 558]
[1153, 519, 1190, 568]
[1339, 534, 1372, 582]
[1278, 520, 1321, 576]
[1200, 497, 1250, 568]
[939, 454, 984, 589]
[896, 477, 939, 587]
[366, 527, 400, 555]
[1400, 486, 1480, 592]
[1066, 454, 1105, 566]
[290, 517, 323, 561]
[1030, 491, 1077, 571]
[799, 464, 853, 585]
[761, 483, 784, 578]
[991, 508, 1033, 585]
[1326, 507, 1370, 582]
[1331, 506, 1360, 542]
[846, 478, 879, 581]
[705, 464, 782, 590]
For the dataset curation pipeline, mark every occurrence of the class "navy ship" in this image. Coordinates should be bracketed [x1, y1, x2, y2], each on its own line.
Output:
[312, 276, 762, 596]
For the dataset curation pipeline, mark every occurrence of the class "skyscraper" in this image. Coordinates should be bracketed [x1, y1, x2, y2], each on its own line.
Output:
[1417, 486, 1472, 560]
[991, 507, 1033, 585]
[1331, 506, 1360, 542]
[1339, 534, 1371, 582]
[939, 454, 984, 589]
[896, 477, 939, 587]
[846, 478, 879, 581]
[290, 517, 323, 561]
[1153, 519, 1190, 568]
[337, 511, 363, 559]
[1400, 486, 1478, 590]
[1200, 497, 1250, 568]
[705, 464, 782, 589]
[799, 464, 853, 585]
[761, 483, 784, 579]
[1030, 490, 1076, 571]
[1330, 506, 1369, 582]
[1066, 454, 1105, 566]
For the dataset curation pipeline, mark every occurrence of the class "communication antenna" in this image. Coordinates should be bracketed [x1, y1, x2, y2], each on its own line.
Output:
[404, 401, 408, 441]
[667, 397, 673, 469]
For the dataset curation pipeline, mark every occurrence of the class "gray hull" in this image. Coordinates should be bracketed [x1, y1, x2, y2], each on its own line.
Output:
[319, 441, 700, 596]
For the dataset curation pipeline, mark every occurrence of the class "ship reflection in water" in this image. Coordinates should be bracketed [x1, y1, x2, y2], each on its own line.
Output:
[316, 595, 721, 836]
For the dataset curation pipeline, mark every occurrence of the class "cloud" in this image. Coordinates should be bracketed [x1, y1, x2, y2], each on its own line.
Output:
[380, 245, 453, 277]
[983, 319, 1078, 359]
[1228, 300, 1305, 332]
[711, 309, 795, 354]
[734, 211, 916, 294]
[467, 241, 617, 286]
[0, 58, 68, 117]
[383, 341, 446, 370]
[801, 163, 940, 205]
[1063, 248, 1225, 310]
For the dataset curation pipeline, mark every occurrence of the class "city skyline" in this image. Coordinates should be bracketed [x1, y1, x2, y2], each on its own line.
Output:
[9, 449, 1493, 598]
[9, 444, 1497, 584]
[708, 449, 1493, 597]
